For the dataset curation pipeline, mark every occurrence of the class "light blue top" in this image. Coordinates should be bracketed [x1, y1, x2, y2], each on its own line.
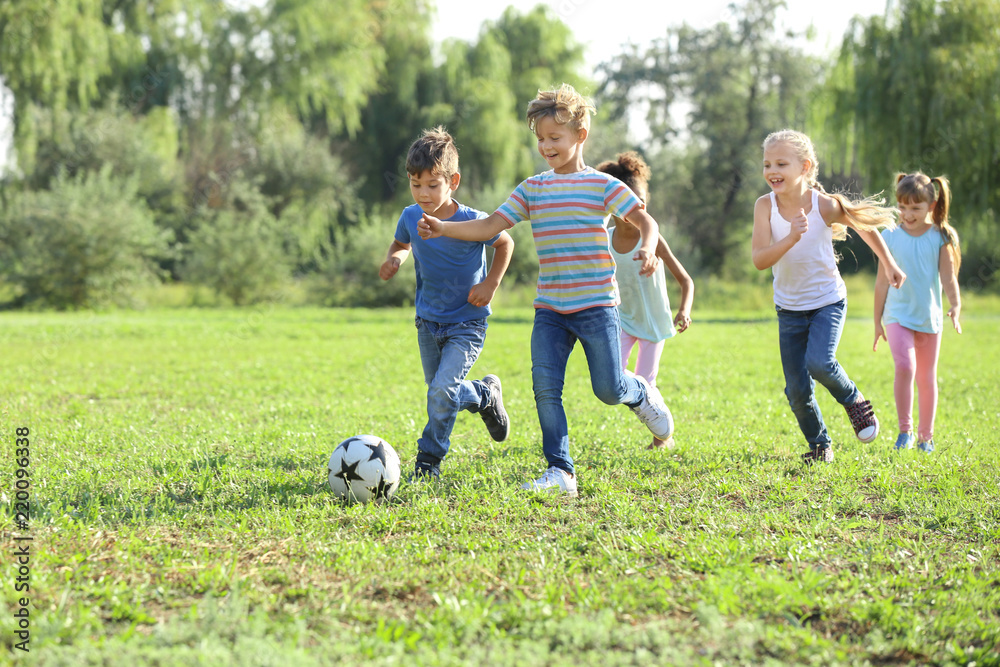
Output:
[882, 225, 945, 333]
[395, 201, 500, 323]
[608, 226, 676, 343]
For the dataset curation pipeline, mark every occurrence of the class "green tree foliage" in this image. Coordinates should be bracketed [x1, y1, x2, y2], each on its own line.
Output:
[820, 0, 1000, 287]
[23, 104, 182, 216]
[598, 0, 820, 275]
[0, 168, 169, 308]
[182, 179, 289, 305]
[356, 5, 587, 205]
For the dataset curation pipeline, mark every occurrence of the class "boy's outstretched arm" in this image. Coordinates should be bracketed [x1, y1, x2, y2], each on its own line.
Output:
[418, 211, 510, 242]
[468, 231, 514, 307]
[656, 235, 694, 332]
[380, 239, 411, 281]
[622, 207, 661, 277]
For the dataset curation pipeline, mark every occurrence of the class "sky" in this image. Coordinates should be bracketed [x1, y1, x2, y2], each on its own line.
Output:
[431, 0, 889, 72]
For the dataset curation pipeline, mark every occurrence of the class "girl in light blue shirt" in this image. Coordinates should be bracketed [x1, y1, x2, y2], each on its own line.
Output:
[874, 172, 962, 453]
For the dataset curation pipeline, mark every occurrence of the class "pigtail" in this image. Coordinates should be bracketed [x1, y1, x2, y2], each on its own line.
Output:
[813, 182, 894, 242]
[931, 176, 961, 273]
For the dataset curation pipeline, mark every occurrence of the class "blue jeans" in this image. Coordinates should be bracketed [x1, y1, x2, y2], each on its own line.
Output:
[531, 306, 646, 474]
[776, 299, 861, 448]
[415, 317, 489, 464]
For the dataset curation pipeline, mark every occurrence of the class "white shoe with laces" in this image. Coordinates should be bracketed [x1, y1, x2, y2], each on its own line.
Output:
[629, 375, 674, 440]
[520, 466, 578, 497]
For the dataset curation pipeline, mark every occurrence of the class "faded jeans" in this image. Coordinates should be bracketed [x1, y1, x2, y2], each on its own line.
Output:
[776, 299, 862, 448]
[415, 317, 489, 465]
[531, 306, 646, 474]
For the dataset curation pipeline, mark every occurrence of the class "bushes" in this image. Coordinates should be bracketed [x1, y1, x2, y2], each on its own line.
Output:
[181, 180, 290, 306]
[0, 169, 170, 309]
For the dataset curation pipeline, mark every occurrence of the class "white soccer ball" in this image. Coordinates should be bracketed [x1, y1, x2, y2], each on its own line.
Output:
[327, 434, 401, 503]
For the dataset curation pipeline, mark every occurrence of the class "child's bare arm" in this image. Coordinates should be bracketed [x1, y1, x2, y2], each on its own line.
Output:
[940, 246, 962, 334]
[873, 265, 890, 350]
[468, 231, 514, 307]
[656, 235, 694, 332]
[418, 211, 510, 242]
[622, 207, 661, 277]
[380, 240, 411, 281]
[752, 195, 804, 270]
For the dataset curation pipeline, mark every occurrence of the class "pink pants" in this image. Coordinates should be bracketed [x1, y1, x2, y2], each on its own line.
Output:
[886, 322, 941, 441]
[621, 331, 665, 387]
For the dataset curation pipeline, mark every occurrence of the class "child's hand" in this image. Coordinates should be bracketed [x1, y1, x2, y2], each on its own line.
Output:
[633, 249, 660, 277]
[417, 213, 443, 239]
[885, 263, 906, 289]
[467, 282, 496, 308]
[789, 208, 809, 241]
[948, 304, 962, 334]
[379, 257, 400, 281]
[674, 309, 691, 333]
[873, 322, 886, 351]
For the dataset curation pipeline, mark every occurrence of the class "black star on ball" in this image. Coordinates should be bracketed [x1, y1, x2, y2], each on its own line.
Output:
[369, 473, 394, 500]
[333, 457, 365, 484]
[366, 439, 389, 467]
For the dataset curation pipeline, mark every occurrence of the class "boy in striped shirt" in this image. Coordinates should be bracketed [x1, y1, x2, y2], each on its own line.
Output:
[418, 84, 674, 496]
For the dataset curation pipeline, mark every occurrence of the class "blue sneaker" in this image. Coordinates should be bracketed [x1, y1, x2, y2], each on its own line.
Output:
[894, 432, 914, 450]
[917, 439, 935, 453]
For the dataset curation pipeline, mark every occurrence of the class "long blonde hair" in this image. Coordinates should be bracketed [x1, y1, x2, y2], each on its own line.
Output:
[896, 171, 961, 271]
[762, 129, 896, 241]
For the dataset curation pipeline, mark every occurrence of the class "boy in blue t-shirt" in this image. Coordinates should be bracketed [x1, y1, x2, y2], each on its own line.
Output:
[380, 126, 514, 479]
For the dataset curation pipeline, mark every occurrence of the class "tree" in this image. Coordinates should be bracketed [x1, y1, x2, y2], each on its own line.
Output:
[598, 0, 820, 275]
[820, 0, 1000, 288]
[0, 168, 169, 309]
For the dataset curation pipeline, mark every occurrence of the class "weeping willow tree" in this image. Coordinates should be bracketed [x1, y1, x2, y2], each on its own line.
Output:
[819, 0, 1000, 288]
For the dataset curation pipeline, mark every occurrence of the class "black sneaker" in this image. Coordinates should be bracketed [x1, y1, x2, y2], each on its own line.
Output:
[409, 463, 440, 483]
[479, 374, 509, 442]
[801, 446, 834, 464]
[845, 398, 879, 442]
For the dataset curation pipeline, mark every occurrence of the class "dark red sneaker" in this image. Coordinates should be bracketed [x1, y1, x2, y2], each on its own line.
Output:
[845, 399, 879, 442]
[801, 446, 834, 464]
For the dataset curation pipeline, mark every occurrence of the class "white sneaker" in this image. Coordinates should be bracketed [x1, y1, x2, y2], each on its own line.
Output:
[629, 376, 674, 440]
[520, 466, 578, 497]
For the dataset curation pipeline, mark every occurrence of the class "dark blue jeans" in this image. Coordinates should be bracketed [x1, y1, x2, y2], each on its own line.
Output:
[415, 317, 489, 463]
[776, 299, 862, 448]
[531, 306, 646, 474]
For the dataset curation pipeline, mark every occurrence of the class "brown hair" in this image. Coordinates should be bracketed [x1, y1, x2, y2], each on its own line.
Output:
[762, 129, 896, 241]
[526, 83, 595, 135]
[406, 126, 459, 179]
[896, 171, 961, 271]
[596, 151, 651, 201]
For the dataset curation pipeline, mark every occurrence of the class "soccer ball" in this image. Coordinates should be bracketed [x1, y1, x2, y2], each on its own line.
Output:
[327, 434, 401, 503]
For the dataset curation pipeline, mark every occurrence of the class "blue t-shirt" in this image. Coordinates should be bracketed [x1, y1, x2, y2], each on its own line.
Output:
[395, 201, 500, 323]
[882, 226, 945, 333]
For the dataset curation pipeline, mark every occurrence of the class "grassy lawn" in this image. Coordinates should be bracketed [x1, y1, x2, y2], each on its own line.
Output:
[2, 299, 999, 665]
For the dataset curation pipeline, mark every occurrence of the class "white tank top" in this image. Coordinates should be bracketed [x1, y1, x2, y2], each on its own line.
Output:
[769, 190, 846, 310]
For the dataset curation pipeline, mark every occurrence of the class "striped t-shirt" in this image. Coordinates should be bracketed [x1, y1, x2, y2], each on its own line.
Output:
[495, 167, 642, 313]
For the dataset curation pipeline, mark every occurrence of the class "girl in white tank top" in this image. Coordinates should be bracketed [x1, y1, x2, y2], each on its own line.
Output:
[751, 130, 905, 463]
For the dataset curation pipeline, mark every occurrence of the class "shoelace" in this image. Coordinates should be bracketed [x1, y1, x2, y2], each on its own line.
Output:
[847, 400, 875, 428]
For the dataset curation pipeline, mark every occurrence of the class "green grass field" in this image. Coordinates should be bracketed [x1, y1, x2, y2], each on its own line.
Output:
[2, 301, 999, 666]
